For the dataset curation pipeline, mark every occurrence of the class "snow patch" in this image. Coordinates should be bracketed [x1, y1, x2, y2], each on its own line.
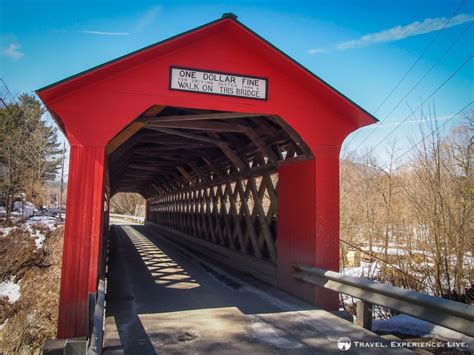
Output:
[342, 261, 380, 278]
[250, 319, 304, 349]
[25, 215, 59, 248]
[373, 314, 474, 347]
[0, 226, 13, 236]
[0, 278, 21, 303]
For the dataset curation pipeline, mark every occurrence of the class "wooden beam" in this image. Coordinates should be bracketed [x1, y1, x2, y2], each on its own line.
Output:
[140, 112, 264, 123]
[145, 127, 227, 145]
[145, 121, 278, 163]
[143, 105, 166, 117]
[106, 122, 144, 155]
[145, 120, 243, 132]
[176, 166, 196, 186]
[239, 126, 279, 163]
[271, 115, 313, 158]
[187, 161, 206, 182]
[134, 143, 216, 152]
[217, 143, 246, 171]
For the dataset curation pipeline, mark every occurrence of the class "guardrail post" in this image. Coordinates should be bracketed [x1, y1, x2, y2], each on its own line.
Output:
[356, 300, 373, 330]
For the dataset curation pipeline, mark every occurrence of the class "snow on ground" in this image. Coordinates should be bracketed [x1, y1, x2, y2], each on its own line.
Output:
[0, 278, 21, 303]
[25, 216, 60, 248]
[0, 226, 13, 236]
[342, 261, 380, 279]
[1, 215, 61, 249]
[373, 314, 474, 347]
[27, 215, 59, 230]
[0, 318, 7, 331]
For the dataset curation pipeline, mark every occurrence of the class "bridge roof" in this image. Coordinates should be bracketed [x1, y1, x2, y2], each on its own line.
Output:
[36, 13, 377, 147]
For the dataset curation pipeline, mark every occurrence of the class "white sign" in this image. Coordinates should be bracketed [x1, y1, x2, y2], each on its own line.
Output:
[169, 67, 267, 100]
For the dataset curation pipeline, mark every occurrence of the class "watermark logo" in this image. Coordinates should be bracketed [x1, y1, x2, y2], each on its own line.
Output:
[337, 337, 352, 351]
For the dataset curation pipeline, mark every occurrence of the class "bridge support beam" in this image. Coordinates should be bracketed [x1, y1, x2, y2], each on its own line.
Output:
[277, 147, 340, 310]
[57, 145, 106, 338]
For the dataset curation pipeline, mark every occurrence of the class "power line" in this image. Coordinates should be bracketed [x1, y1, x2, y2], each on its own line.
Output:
[378, 100, 473, 170]
[0, 78, 16, 104]
[350, 21, 472, 152]
[372, 0, 467, 116]
[383, 23, 471, 121]
[341, 239, 427, 287]
[344, 0, 468, 149]
[0, 79, 22, 119]
[369, 55, 472, 151]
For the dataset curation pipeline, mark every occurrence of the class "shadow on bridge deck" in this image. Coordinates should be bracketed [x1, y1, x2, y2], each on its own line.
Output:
[103, 224, 407, 354]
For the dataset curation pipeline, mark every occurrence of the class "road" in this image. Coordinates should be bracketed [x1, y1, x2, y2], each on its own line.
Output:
[103, 224, 407, 354]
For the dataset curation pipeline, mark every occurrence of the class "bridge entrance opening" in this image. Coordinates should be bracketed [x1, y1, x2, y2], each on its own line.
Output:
[107, 106, 312, 283]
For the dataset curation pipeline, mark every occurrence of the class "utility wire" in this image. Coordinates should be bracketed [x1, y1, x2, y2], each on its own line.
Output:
[344, 0, 468, 149]
[369, 55, 472, 151]
[372, 0, 467, 116]
[340, 239, 427, 287]
[378, 100, 473, 171]
[351, 22, 473, 152]
[0, 78, 16, 103]
[0, 79, 22, 119]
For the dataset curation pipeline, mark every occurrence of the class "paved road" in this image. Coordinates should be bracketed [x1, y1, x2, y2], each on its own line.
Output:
[103, 224, 407, 354]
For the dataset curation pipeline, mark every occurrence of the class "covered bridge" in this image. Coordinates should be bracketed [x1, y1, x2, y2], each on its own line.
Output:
[36, 14, 376, 338]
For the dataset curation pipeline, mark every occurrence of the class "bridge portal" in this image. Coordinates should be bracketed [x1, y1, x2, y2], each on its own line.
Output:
[36, 14, 376, 338]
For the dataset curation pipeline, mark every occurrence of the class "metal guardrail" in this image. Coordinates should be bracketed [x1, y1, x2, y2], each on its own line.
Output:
[294, 264, 474, 337]
[88, 279, 106, 354]
[109, 213, 145, 223]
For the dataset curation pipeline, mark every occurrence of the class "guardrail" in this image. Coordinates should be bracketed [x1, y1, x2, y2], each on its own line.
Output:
[109, 213, 145, 223]
[294, 264, 474, 337]
[88, 279, 105, 354]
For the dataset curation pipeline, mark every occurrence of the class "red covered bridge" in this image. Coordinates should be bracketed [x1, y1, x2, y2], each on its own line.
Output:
[37, 14, 381, 347]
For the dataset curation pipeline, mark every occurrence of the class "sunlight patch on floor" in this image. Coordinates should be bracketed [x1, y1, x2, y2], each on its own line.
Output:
[124, 226, 200, 289]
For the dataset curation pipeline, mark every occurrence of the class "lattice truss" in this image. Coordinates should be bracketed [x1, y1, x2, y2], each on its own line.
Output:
[107, 106, 312, 263]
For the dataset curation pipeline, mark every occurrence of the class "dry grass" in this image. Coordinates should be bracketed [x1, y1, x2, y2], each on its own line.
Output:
[0, 225, 63, 354]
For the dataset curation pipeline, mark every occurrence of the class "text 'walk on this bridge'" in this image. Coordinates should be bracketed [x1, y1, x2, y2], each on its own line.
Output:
[37, 13, 473, 354]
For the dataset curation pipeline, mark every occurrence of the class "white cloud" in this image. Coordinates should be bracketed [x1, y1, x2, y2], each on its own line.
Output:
[3, 43, 23, 60]
[378, 114, 453, 127]
[77, 6, 161, 37]
[309, 13, 474, 54]
[135, 6, 161, 32]
[80, 30, 130, 36]
[308, 48, 327, 54]
[338, 14, 474, 50]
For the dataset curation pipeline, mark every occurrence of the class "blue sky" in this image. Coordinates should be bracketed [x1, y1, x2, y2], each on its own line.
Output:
[1, 0, 473, 174]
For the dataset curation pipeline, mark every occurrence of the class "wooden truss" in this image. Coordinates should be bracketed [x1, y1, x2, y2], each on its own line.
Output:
[107, 106, 312, 265]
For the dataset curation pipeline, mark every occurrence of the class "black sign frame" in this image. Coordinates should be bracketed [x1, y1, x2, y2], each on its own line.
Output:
[169, 66, 269, 101]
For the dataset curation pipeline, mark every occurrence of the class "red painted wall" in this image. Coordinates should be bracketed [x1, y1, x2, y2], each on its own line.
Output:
[57, 146, 105, 338]
[277, 147, 340, 310]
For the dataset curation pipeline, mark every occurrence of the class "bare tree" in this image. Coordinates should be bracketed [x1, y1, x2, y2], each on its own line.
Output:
[110, 193, 145, 216]
[340, 109, 472, 303]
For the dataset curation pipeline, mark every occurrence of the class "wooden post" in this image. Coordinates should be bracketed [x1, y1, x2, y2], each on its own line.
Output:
[356, 300, 373, 330]
[57, 145, 106, 338]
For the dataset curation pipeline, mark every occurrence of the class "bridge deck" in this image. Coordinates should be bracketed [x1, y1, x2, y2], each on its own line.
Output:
[103, 224, 406, 354]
